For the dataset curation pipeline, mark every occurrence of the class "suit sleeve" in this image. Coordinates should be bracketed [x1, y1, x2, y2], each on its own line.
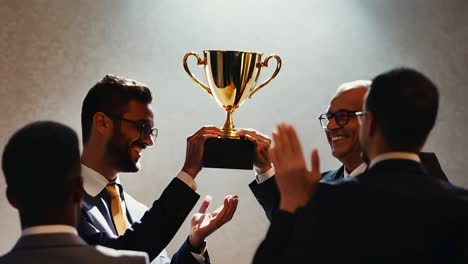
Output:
[252, 210, 296, 264]
[249, 172, 330, 222]
[171, 238, 211, 264]
[78, 178, 200, 262]
[249, 176, 280, 222]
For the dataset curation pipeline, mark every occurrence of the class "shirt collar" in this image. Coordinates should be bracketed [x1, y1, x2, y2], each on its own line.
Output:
[343, 162, 368, 178]
[369, 152, 421, 169]
[81, 163, 120, 197]
[22, 225, 78, 237]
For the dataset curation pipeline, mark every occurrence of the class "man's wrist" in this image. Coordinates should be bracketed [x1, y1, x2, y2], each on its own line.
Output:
[255, 164, 276, 184]
[255, 163, 272, 174]
[176, 171, 198, 191]
[181, 165, 199, 179]
[279, 196, 307, 213]
[187, 236, 207, 255]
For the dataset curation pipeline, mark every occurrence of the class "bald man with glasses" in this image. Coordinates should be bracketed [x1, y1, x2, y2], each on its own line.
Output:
[249, 80, 449, 221]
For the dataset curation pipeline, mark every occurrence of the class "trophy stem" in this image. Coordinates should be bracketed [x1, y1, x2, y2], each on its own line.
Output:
[222, 110, 238, 138]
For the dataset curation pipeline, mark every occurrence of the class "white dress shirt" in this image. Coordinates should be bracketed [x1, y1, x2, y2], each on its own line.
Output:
[343, 162, 368, 178]
[81, 164, 204, 263]
[22, 225, 78, 237]
[369, 152, 420, 169]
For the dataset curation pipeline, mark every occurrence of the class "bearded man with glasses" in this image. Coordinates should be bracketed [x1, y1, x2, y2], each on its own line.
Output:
[78, 74, 238, 264]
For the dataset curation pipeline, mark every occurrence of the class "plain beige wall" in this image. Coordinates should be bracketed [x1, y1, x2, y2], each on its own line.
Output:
[1, 0, 467, 262]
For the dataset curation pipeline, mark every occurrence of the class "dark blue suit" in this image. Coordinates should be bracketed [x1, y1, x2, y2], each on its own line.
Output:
[78, 178, 210, 264]
[253, 159, 468, 263]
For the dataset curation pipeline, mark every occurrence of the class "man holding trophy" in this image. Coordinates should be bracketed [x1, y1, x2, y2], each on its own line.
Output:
[78, 74, 239, 264]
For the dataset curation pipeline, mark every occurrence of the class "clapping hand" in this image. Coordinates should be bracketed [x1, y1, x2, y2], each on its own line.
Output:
[270, 123, 321, 213]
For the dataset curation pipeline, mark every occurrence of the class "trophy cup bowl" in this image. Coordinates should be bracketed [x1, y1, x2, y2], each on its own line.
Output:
[183, 50, 281, 169]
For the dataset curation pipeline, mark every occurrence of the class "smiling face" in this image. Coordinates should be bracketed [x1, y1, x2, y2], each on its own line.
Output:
[325, 87, 367, 167]
[105, 100, 155, 172]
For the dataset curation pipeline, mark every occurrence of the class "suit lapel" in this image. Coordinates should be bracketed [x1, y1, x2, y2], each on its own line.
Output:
[320, 166, 345, 182]
[123, 192, 148, 224]
[82, 193, 117, 236]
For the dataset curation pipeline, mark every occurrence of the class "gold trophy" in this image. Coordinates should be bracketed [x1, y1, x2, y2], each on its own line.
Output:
[183, 50, 281, 169]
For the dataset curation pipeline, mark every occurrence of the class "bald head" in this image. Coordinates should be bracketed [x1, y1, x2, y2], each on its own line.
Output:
[323, 80, 371, 172]
[329, 80, 370, 112]
[336, 80, 371, 93]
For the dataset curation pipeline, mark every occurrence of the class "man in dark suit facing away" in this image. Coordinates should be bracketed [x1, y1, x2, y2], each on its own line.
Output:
[0, 121, 149, 264]
[253, 68, 468, 263]
[248, 80, 449, 221]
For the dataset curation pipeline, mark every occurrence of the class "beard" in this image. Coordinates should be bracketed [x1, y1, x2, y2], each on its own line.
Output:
[105, 128, 139, 173]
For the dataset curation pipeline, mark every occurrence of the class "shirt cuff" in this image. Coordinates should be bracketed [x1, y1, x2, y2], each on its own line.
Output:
[255, 164, 276, 184]
[176, 171, 197, 191]
[184, 236, 207, 263]
[191, 252, 205, 263]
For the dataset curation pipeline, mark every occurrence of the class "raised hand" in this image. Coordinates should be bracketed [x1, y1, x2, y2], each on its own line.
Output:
[237, 129, 272, 173]
[270, 123, 321, 213]
[188, 195, 239, 248]
[182, 126, 224, 178]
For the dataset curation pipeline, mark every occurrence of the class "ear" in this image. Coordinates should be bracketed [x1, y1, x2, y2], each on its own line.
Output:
[6, 187, 18, 209]
[93, 112, 113, 137]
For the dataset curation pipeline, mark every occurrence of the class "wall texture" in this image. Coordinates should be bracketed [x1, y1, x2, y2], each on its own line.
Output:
[1, 0, 467, 263]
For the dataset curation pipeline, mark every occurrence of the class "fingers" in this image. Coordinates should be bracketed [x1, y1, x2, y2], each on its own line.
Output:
[269, 139, 280, 168]
[223, 195, 238, 223]
[278, 123, 302, 155]
[183, 126, 224, 177]
[308, 149, 321, 183]
[198, 195, 212, 214]
[238, 130, 271, 149]
[188, 126, 224, 141]
[271, 123, 300, 162]
[238, 129, 270, 141]
[211, 195, 239, 228]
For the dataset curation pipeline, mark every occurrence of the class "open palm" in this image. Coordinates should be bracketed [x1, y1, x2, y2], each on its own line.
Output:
[189, 195, 238, 248]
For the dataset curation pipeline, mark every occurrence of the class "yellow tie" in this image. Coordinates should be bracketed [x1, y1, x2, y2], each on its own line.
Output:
[105, 184, 130, 236]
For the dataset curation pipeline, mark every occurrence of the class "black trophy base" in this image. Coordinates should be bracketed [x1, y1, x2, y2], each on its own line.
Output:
[203, 137, 254, 170]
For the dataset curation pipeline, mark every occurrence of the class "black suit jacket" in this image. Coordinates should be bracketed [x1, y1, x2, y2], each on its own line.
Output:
[253, 159, 468, 264]
[250, 152, 449, 221]
[320, 152, 448, 182]
[78, 178, 206, 264]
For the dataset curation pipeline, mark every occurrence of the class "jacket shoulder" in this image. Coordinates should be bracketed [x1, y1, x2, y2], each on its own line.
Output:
[95, 245, 149, 263]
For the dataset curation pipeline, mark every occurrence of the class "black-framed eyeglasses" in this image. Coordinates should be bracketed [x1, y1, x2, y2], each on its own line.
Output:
[104, 112, 158, 141]
[318, 110, 360, 128]
[355, 111, 368, 125]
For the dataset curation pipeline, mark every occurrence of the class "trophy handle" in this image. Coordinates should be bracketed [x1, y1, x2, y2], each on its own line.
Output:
[249, 54, 282, 99]
[183, 52, 212, 96]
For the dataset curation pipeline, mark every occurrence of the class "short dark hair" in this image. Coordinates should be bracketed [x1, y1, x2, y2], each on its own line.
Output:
[2, 121, 81, 209]
[81, 74, 153, 143]
[366, 68, 439, 151]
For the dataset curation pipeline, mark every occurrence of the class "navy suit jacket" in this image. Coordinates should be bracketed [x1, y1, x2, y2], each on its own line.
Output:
[78, 178, 209, 264]
[250, 152, 449, 221]
[253, 159, 468, 264]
